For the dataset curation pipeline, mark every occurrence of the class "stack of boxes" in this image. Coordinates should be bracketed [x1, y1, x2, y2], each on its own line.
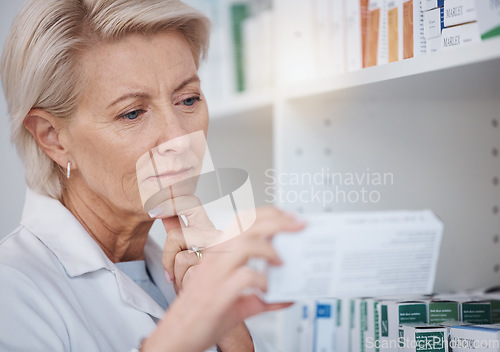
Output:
[441, 0, 480, 50]
[296, 289, 500, 352]
[194, 0, 500, 99]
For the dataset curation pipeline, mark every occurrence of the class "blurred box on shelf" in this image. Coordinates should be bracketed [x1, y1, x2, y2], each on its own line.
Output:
[449, 324, 500, 352]
[350, 299, 363, 352]
[379, 300, 428, 352]
[424, 7, 446, 39]
[362, 298, 381, 352]
[291, 292, 500, 352]
[483, 296, 500, 324]
[422, 0, 445, 11]
[230, 3, 249, 93]
[388, 0, 404, 62]
[399, 324, 449, 352]
[298, 300, 315, 352]
[313, 0, 345, 76]
[365, 0, 389, 67]
[313, 299, 337, 352]
[444, 0, 477, 27]
[429, 301, 460, 324]
[336, 299, 351, 351]
[403, 0, 427, 59]
[462, 301, 494, 324]
[441, 22, 481, 49]
[475, 0, 500, 40]
[427, 36, 442, 53]
[242, 9, 273, 92]
[345, 0, 369, 71]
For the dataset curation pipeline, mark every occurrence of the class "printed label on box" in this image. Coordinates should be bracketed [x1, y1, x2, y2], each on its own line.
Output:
[429, 302, 459, 324]
[399, 304, 428, 324]
[462, 302, 492, 324]
[443, 0, 477, 27]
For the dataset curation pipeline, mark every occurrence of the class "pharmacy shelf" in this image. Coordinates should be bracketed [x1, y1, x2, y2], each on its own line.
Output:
[208, 89, 274, 120]
[284, 37, 500, 101]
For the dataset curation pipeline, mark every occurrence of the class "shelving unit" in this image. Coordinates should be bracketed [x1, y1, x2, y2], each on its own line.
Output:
[284, 37, 500, 100]
[274, 39, 500, 285]
[206, 28, 500, 119]
[272, 38, 500, 351]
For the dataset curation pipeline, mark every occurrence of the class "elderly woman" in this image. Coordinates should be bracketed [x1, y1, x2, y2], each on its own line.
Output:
[0, 0, 305, 351]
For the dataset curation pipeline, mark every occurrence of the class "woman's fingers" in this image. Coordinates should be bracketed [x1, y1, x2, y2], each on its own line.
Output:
[175, 207, 304, 283]
[228, 295, 294, 322]
[243, 214, 305, 241]
[163, 226, 220, 291]
[194, 266, 292, 326]
[162, 221, 220, 282]
[162, 226, 186, 280]
[182, 227, 226, 250]
[170, 234, 280, 293]
[150, 206, 308, 352]
[172, 250, 199, 292]
[231, 207, 305, 244]
[253, 206, 291, 223]
[203, 237, 283, 273]
[161, 216, 182, 232]
[162, 205, 306, 309]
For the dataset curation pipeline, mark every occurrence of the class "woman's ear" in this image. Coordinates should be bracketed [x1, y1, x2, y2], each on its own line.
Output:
[23, 109, 70, 168]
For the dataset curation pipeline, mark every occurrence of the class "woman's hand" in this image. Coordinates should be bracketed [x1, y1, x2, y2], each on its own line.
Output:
[143, 206, 305, 352]
[158, 195, 228, 293]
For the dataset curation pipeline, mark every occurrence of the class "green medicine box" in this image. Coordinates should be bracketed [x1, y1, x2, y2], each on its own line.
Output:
[429, 301, 460, 324]
[461, 301, 492, 324]
[399, 324, 449, 352]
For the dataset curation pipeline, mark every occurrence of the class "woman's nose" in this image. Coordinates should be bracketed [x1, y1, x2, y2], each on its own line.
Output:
[156, 131, 192, 156]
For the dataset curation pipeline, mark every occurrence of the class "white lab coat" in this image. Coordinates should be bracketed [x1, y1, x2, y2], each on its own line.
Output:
[0, 189, 276, 352]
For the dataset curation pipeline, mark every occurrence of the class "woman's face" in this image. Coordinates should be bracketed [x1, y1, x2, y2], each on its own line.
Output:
[64, 31, 208, 217]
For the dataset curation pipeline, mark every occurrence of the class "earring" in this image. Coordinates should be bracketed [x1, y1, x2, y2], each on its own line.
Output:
[67, 162, 71, 179]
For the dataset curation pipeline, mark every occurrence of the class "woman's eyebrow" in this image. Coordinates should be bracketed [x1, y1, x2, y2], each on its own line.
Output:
[174, 75, 200, 92]
[106, 76, 200, 109]
[107, 92, 151, 109]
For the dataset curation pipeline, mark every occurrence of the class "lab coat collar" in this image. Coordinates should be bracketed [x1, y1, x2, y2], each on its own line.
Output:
[20, 189, 177, 320]
[21, 188, 114, 277]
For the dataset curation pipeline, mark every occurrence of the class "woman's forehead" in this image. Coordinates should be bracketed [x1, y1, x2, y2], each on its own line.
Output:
[77, 32, 198, 104]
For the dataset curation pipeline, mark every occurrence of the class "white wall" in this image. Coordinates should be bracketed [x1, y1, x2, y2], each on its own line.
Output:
[0, 1, 27, 239]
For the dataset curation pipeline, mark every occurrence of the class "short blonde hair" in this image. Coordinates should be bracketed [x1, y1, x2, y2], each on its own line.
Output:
[1, 0, 210, 199]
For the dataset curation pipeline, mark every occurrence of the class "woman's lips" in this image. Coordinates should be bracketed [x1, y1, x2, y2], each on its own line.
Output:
[146, 167, 194, 184]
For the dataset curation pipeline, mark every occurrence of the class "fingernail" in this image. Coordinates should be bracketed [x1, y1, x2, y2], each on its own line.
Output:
[165, 271, 172, 284]
[274, 258, 284, 266]
[287, 212, 307, 225]
[286, 211, 306, 225]
[284, 211, 298, 219]
[296, 219, 308, 226]
[148, 207, 164, 218]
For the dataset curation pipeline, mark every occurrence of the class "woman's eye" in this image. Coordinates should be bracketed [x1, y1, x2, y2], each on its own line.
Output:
[122, 110, 142, 120]
[182, 97, 200, 107]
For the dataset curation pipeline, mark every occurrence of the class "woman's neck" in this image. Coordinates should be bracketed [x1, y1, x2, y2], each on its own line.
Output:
[61, 185, 153, 263]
